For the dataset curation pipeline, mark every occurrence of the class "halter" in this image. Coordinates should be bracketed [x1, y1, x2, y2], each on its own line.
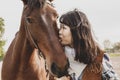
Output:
[25, 24, 45, 59]
[24, 1, 55, 77]
[25, 21, 49, 76]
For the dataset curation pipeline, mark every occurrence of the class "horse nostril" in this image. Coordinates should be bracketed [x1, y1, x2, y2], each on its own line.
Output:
[51, 63, 59, 76]
[51, 62, 69, 78]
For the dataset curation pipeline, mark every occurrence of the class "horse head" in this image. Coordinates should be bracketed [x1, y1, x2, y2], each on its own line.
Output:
[21, 0, 69, 77]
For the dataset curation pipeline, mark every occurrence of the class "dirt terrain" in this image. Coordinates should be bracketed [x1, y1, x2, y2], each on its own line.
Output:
[110, 56, 120, 79]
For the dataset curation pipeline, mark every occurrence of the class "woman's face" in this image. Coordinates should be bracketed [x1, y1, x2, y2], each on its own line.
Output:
[59, 23, 73, 46]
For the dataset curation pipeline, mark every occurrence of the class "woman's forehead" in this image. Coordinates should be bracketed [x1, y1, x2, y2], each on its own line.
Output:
[60, 23, 69, 28]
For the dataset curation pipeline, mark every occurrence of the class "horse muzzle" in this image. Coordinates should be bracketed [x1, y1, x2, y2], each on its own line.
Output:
[51, 59, 70, 78]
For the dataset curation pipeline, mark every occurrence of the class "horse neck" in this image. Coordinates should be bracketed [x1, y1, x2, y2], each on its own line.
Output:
[10, 32, 47, 80]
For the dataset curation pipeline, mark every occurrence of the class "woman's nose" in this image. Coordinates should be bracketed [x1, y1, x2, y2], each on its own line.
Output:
[59, 29, 62, 35]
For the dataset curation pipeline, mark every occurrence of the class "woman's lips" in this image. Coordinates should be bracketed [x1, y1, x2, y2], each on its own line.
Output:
[59, 38, 62, 42]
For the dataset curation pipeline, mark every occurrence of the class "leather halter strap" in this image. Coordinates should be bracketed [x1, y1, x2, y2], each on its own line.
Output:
[25, 22, 45, 59]
[25, 24, 49, 76]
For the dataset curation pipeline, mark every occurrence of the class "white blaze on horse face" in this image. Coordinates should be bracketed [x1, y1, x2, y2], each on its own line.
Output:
[41, 14, 48, 27]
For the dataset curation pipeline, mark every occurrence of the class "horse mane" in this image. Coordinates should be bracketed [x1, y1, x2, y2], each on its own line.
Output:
[27, 0, 45, 10]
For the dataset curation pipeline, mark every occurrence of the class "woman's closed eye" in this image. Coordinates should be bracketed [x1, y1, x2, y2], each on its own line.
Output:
[63, 26, 67, 29]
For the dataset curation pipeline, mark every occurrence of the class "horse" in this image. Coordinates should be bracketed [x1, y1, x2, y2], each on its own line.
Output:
[1, 0, 69, 80]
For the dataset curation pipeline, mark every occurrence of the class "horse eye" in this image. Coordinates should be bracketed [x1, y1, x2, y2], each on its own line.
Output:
[26, 17, 33, 23]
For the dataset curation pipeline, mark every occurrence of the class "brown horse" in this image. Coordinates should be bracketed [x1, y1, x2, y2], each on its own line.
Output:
[1, 0, 69, 80]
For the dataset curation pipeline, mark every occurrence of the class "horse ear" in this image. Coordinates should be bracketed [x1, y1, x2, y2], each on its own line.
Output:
[21, 0, 28, 5]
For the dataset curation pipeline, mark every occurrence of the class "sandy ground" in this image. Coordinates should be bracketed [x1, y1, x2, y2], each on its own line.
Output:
[110, 56, 120, 79]
[0, 57, 120, 80]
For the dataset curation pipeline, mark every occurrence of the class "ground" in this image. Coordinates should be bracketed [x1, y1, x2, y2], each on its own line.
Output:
[110, 56, 120, 79]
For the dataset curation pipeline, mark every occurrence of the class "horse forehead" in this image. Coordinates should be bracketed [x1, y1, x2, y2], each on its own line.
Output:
[45, 3, 58, 16]
[40, 5, 58, 26]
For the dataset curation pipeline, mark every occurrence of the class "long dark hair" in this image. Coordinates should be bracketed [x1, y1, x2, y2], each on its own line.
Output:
[59, 9, 100, 64]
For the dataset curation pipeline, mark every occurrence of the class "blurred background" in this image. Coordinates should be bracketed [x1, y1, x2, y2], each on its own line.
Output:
[0, 0, 120, 79]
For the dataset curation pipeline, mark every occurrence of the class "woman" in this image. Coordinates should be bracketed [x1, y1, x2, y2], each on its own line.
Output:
[57, 9, 104, 80]
[58, 9, 119, 80]
[51, 9, 119, 80]
[50, 9, 118, 80]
